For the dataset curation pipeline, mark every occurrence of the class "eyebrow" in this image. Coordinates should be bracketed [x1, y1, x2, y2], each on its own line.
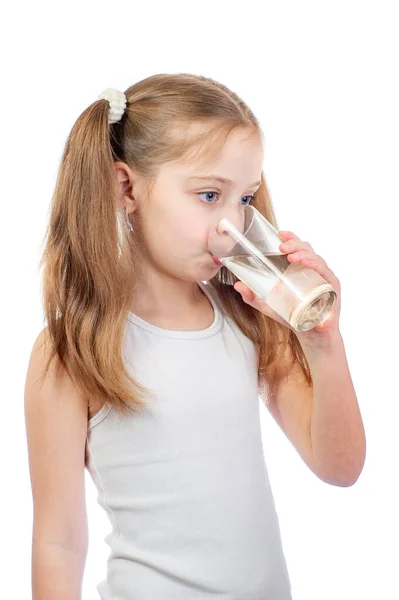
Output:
[189, 175, 261, 187]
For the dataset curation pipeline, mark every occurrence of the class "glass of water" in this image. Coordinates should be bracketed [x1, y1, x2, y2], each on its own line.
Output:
[208, 205, 337, 332]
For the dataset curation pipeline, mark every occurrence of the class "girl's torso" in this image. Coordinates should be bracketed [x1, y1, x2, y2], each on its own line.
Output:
[87, 286, 215, 422]
[84, 281, 293, 598]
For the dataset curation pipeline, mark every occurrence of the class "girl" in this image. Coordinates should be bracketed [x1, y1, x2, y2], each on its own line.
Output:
[24, 73, 365, 599]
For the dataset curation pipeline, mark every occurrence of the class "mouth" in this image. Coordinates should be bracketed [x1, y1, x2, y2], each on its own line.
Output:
[211, 254, 223, 266]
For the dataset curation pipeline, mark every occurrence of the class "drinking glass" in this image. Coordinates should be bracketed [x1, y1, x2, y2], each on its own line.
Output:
[208, 205, 337, 332]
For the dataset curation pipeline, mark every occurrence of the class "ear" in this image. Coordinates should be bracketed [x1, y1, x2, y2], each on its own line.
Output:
[113, 161, 137, 212]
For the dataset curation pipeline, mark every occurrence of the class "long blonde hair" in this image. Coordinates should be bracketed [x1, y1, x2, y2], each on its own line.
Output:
[38, 73, 312, 417]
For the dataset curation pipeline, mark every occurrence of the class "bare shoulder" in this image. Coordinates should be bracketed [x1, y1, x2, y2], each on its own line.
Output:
[24, 327, 89, 552]
[25, 327, 89, 417]
[25, 328, 104, 420]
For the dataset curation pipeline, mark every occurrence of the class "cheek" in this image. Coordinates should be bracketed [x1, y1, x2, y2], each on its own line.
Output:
[140, 198, 207, 257]
[180, 222, 205, 247]
[160, 207, 205, 250]
[144, 217, 203, 261]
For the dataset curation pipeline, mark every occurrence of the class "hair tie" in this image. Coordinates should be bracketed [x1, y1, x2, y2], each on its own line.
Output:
[98, 88, 127, 124]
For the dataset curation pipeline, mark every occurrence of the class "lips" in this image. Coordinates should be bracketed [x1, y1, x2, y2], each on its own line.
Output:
[211, 255, 223, 266]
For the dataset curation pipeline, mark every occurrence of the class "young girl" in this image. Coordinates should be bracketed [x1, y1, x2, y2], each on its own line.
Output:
[24, 73, 365, 599]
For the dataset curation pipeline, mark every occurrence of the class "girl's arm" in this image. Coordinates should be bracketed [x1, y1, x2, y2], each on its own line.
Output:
[266, 331, 365, 487]
[24, 329, 89, 600]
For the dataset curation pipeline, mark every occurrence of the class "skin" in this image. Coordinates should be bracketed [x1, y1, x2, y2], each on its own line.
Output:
[114, 126, 264, 325]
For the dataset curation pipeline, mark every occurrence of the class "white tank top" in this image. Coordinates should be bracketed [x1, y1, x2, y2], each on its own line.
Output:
[86, 281, 293, 599]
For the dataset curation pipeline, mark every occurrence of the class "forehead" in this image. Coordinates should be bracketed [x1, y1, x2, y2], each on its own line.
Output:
[167, 122, 264, 179]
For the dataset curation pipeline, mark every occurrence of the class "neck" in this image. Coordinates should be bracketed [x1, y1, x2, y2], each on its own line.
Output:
[129, 278, 206, 319]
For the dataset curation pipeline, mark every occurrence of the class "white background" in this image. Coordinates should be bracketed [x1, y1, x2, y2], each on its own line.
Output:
[2, 1, 398, 598]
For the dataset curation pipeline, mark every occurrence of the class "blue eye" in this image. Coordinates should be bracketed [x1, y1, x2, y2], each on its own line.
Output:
[198, 191, 255, 205]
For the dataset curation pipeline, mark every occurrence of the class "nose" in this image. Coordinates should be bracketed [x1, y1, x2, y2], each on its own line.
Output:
[208, 207, 246, 257]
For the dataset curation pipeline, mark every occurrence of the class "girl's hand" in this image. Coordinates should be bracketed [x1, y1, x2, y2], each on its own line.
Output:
[233, 230, 342, 343]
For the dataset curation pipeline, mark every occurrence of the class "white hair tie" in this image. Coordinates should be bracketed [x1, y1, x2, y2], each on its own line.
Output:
[98, 88, 127, 124]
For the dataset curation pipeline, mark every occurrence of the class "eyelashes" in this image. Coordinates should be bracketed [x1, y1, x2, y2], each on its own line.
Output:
[198, 191, 255, 205]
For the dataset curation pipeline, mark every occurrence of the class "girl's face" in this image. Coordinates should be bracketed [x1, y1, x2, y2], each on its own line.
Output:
[134, 127, 264, 283]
